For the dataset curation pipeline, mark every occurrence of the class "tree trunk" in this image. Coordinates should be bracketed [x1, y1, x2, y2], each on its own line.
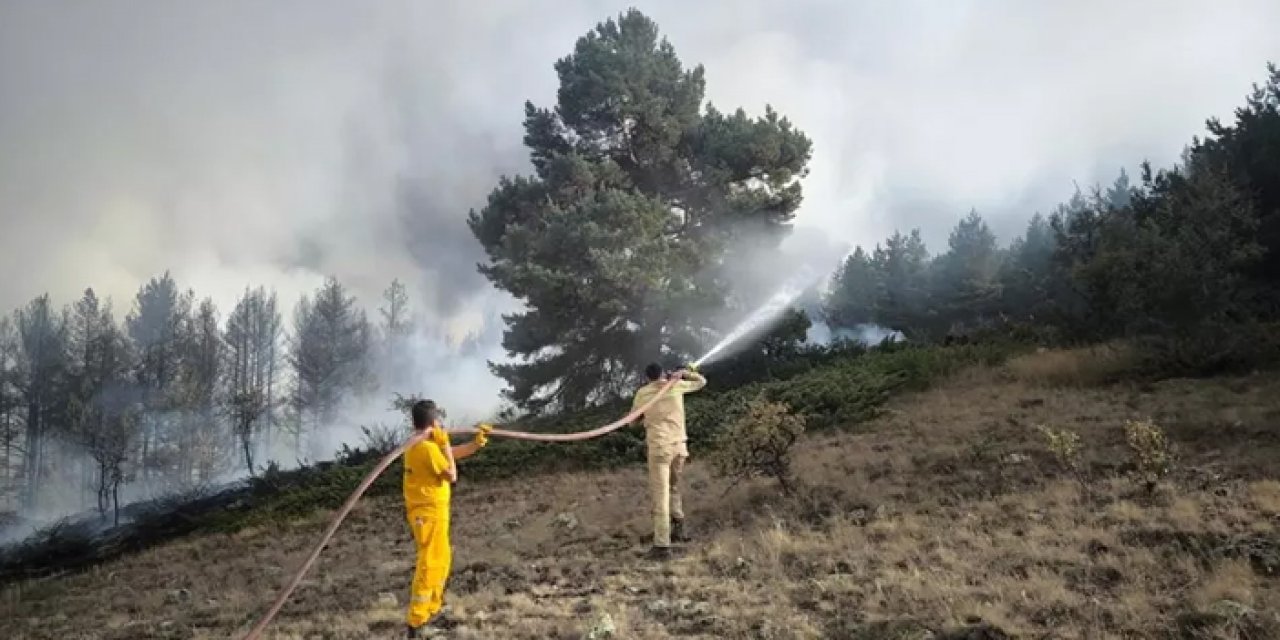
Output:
[140, 420, 151, 489]
[265, 360, 275, 458]
[111, 469, 121, 527]
[96, 461, 108, 519]
[22, 399, 40, 512]
[2, 411, 11, 511]
[241, 428, 255, 477]
[177, 418, 192, 489]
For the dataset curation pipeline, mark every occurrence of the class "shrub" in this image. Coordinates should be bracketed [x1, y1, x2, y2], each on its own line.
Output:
[363, 424, 407, 453]
[709, 396, 807, 495]
[1124, 418, 1173, 494]
[1036, 424, 1087, 493]
[336, 424, 408, 465]
[1135, 322, 1280, 379]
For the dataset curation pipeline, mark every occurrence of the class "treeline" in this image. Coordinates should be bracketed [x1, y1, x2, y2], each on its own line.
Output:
[823, 63, 1280, 371]
[0, 275, 420, 523]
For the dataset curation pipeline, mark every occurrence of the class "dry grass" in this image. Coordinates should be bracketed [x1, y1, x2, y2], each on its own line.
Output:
[1005, 342, 1139, 387]
[5, 361, 1280, 639]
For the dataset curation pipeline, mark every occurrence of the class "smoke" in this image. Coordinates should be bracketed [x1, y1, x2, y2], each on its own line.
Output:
[310, 301, 512, 461]
[806, 322, 905, 348]
[3, 1, 1280, 539]
[3, 1, 1278, 320]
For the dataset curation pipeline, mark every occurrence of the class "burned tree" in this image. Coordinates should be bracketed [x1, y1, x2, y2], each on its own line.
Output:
[223, 287, 282, 476]
[14, 294, 68, 512]
[125, 272, 191, 490]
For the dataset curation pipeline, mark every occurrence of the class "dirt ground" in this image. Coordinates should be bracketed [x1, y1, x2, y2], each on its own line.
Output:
[5, 353, 1280, 639]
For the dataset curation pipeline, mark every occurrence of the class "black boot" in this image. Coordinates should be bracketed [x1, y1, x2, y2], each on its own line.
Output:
[646, 545, 673, 561]
[406, 624, 425, 638]
[671, 518, 690, 543]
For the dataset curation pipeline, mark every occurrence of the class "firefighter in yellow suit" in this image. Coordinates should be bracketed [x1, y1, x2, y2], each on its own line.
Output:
[402, 399, 492, 638]
[631, 362, 706, 560]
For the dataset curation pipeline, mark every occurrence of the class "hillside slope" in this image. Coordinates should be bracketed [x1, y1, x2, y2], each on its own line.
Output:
[5, 350, 1280, 639]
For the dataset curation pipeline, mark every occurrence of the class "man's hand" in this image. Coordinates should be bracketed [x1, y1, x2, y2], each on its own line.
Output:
[430, 425, 450, 448]
[474, 423, 494, 448]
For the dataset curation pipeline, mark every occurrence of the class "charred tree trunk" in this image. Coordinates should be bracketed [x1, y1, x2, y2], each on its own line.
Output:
[22, 399, 40, 512]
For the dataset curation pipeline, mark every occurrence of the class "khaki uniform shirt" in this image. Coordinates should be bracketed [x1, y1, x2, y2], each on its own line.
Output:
[630, 372, 707, 455]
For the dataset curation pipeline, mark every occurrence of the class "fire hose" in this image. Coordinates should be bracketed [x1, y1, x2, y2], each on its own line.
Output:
[240, 373, 686, 640]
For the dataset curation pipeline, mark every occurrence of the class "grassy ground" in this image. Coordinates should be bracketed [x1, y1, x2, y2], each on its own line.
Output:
[5, 348, 1280, 639]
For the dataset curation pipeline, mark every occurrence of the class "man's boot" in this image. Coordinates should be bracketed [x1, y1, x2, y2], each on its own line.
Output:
[646, 545, 673, 561]
[671, 517, 690, 543]
[406, 624, 425, 639]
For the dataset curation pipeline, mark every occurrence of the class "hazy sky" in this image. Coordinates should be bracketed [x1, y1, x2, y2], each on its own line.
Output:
[2, 0, 1278, 340]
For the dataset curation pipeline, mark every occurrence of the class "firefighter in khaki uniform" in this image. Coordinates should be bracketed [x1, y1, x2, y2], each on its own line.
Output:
[402, 399, 492, 638]
[630, 363, 707, 560]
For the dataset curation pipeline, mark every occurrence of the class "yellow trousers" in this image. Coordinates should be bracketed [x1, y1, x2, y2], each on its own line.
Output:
[647, 447, 687, 547]
[406, 508, 451, 628]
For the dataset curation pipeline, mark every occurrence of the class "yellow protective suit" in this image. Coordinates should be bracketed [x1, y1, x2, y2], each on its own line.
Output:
[631, 371, 706, 547]
[402, 433, 452, 629]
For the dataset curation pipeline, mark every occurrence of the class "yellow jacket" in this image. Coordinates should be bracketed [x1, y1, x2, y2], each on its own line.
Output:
[403, 437, 451, 515]
[631, 372, 707, 453]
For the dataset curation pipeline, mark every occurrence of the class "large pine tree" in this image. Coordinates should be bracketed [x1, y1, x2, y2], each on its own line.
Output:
[469, 9, 812, 412]
[288, 277, 372, 454]
[871, 230, 931, 336]
[823, 247, 879, 328]
[932, 209, 1002, 326]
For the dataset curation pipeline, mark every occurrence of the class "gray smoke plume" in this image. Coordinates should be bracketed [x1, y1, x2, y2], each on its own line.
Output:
[2, 0, 1278, 537]
[2, 1, 1277, 321]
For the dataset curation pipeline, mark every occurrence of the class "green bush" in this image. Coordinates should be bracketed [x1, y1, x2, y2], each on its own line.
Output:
[1135, 321, 1280, 379]
[709, 396, 807, 495]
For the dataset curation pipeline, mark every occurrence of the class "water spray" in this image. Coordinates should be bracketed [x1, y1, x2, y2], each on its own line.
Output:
[692, 264, 825, 369]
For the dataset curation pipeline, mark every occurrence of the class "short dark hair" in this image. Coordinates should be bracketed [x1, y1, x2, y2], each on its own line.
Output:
[644, 363, 663, 381]
[411, 400, 438, 429]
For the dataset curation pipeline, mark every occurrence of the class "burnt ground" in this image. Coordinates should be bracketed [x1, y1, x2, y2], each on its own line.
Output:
[5, 350, 1280, 639]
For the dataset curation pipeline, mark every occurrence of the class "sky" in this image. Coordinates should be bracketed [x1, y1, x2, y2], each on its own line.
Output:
[2, 0, 1278, 368]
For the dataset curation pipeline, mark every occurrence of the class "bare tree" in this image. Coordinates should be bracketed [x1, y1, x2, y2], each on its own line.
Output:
[0, 316, 21, 512]
[288, 277, 372, 458]
[177, 298, 227, 486]
[223, 287, 281, 476]
[65, 289, 139, 522]
[379, 279, 411, 341]
[377, 279, 413, 393]
[91, 380, 140, 527]
[125, 272, 191, 491]
[15, 294, 68, 512]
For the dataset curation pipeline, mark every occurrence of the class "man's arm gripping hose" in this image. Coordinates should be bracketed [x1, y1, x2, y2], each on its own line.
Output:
[239, 375, 683, 639]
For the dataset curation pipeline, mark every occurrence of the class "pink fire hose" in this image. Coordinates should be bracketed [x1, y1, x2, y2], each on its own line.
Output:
[240, 375, 684, 640]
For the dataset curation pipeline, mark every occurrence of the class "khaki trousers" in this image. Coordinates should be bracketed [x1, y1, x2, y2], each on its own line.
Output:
[647, 446, 687, 547]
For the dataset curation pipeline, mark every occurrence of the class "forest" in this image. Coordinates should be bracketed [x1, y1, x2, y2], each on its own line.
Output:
[0, 276, 403, 525]
[1, 9, 1277, 534]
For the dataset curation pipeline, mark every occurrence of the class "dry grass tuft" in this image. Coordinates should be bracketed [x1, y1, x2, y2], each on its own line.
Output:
[1248, 480, 1280, 515]
[1193, 558, 1258, 608]
[1006, 342, 1138, 387]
